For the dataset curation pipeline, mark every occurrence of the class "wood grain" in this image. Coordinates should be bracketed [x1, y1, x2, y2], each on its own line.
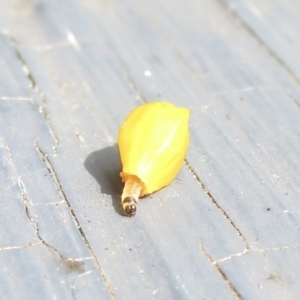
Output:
[0, 0, 299, 299]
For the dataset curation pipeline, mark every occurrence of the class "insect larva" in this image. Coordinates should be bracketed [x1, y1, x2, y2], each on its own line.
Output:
[118, 102, 189, 217]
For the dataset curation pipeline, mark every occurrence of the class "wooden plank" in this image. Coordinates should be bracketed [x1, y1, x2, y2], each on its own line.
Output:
[219, 0, 300, 81]
[0, 34, 112, 299]
[220, 249, 300, 299]
[0, 0, 300, 299]
[0, 3, 239, 299]
[80, 0, 300, 297]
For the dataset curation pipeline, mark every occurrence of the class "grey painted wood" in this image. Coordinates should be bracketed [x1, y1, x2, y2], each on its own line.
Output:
[219, 0, 300, 82]
[0, 0, 299, 299]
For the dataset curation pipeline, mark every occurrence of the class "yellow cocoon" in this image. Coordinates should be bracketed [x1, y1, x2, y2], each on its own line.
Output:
[118, 102, 189, 196]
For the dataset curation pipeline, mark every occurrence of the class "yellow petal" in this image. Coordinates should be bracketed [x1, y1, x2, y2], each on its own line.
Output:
[118, 102, 189, 197]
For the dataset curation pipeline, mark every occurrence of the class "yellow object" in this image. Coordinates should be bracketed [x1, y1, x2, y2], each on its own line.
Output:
[118, 102, 189, 216]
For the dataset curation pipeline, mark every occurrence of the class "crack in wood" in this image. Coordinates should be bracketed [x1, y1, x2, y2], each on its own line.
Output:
[0, 243, 42, 252]
[2, 33, 37, 90]
[0, 96, 33, 101]
[198, 241, 243, 300]
[32, 200, 66, 206]
[2, 138, 114, 298]
[79, 7, 250, 291]
[2, 31, 59, 154]
[17, 176, 71, 262]
[1, 31, 116, 300]
[253, 244, 300, 253]
[214, 244, 300, 264]
[70, 270, 95, 300]
[184, 159, 250, 250]
[37, 106, 59, 155]
[215, 248, 249, 264]
[35, 142, 116, 300]
[17, 176, 82, 267]
[287, 93, 300, 110]
[185, 157, 248, 297]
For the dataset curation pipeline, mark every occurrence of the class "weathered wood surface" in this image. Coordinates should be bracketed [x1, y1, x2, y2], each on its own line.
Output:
[0, 0, 300, 299]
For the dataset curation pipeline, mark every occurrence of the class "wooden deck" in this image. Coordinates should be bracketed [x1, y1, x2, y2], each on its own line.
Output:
[1, 0, 300, 299]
